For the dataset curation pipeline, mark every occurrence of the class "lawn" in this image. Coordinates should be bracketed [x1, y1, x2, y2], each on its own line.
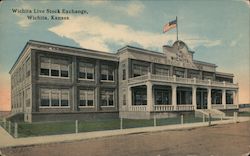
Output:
[238, 111, 250, 117]
[2, 115, 224, 138]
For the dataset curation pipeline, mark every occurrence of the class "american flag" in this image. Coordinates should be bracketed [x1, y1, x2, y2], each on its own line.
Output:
[163, 19, 177, 33]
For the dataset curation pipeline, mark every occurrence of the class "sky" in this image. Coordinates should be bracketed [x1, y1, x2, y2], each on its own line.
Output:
[0, 0, 249, 111]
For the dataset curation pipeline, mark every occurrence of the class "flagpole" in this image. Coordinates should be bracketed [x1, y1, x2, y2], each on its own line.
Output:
[176, 16, 178, 41]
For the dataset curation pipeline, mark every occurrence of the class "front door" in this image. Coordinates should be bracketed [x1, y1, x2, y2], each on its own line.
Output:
[196, 88, 207, 109]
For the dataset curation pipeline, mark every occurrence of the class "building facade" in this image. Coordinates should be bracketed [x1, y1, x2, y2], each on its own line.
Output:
[9, 40, 239, 122]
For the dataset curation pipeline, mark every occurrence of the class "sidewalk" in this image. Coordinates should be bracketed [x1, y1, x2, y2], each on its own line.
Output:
[0, 117, 249, 148]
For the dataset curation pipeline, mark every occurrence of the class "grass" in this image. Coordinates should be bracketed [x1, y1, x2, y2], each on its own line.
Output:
[1, 115, 225, 138]
[238, 111, 250, 117]
[18, 121, 75, 137]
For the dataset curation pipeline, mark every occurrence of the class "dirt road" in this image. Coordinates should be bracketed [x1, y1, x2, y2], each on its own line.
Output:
[1, 122, 250, 156]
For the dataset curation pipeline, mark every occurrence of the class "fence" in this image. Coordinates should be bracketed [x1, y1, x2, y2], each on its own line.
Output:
[0, 113, 240, 138]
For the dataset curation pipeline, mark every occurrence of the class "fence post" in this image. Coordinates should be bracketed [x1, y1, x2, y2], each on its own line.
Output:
[8, 121, 11, 134]
[208, 113, 211, 126]
[75, 120, 78, 134]
[120, 118, 123, 130]
[14, 122, 18, 138]
[234, 112, 238, 123]
[203, 114, 205, 122]
[181, 115, 184, 124]
[154, 115, 156, 127]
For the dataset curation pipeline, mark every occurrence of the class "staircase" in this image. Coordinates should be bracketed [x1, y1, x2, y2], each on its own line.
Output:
[195, 109, 225, 119]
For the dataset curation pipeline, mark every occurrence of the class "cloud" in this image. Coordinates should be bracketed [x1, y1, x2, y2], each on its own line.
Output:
[49, 15, 222, 52]
[15, 1, 34, 28]
[49, 15, 172, 52]
[121, 1, 145, 17]
[229, 34, 242, 47]
[85, 0, 109, 5]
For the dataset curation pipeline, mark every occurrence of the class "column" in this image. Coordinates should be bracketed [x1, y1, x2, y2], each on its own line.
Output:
[222, 89, 226, 109]
[234, 89, 239, 107]
[192, 86, 197, 110]
[207, 88, 211, 109]
[172, 85, 177, 110]
[233, 91, 236, 104]
[127, 86, 132, 110]
[146, 81, 153, 112]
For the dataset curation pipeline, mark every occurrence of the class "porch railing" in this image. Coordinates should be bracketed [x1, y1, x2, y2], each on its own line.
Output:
[226, 104, 238, 109]
[212, 104, 238, 109]
[154, 105, 175, 111]
[176, 105, 194, 111]
[212, 104, 225, 109]
[128, 74, 238, 88]
[128, 106, 147, 111]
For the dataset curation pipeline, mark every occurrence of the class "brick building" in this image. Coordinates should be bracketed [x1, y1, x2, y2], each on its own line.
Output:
[9, 40, 239, 122]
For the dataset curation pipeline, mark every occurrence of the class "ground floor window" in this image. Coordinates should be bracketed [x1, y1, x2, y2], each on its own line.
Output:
[132, 87, 147, 105]
[40, 88, 69, 107]
[177, 87, 192, 104]
[101, 90, 114, 106]
[155, 89, 171, 105]
[211, 89, 222, 104]
[226, 90, 234, 104]
[196, 88, 207, 109]
[79, 90, 94, 107]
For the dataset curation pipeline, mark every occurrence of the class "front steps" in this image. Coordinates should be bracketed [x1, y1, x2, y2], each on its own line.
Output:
[195, 109, 225, 119]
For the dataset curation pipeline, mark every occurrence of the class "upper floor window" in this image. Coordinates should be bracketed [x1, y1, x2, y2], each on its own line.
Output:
[79, 62, 94, 80]
[188, 70, 200, 79]
[175, 70, 185, 78]
[40, 88, 69, 108]
[133, 64, 148, 77]
[79, 90, 94, 107]
[122, 69, 126, 80]
[25, 87, 31, 107]
[155, 68, 169, 76]
[101, 65, 114, 81]
[26, 57, 31, 77]
[40, 57, 69, 78]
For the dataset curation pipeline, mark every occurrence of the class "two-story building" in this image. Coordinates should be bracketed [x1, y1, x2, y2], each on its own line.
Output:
[9, 40, 239, 122]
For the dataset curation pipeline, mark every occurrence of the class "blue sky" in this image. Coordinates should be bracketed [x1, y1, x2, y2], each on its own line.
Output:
[0, 0, 249, 110]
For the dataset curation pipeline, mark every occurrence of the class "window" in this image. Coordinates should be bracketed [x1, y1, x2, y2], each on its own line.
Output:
[155, 68, 169, 76]
[26, 57, 31, 77]
[155, 90, 171, 105]
[133, 64, 148, 77]
[79, 62, 94, 80]
[175, 70, 185, 78]
[101, 65, 114, 81]
[123, 94, 126, 105]
[40, 57, 50, 76]
[122, 69, 126, 80]
[25, 88, 31, 107]
[40, 57, 69, 78]
[51, 90, 60, 106]
[188, 70, 200, 79]
[40, 88, 69, 107]
[101, 90, 114, 106]
[79, 90, 94, 107]
[226, 91, 233, 104]
[41, 89, 50, 107]
[133, 88, 147, 105]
